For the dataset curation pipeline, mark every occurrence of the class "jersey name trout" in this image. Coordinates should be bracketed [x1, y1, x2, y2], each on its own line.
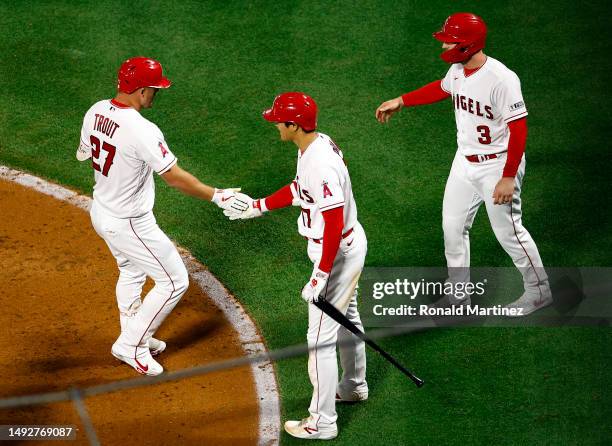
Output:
[93, 114, 120, 138]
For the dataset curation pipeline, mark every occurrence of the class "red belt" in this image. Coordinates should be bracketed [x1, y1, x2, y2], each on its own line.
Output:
[306, 227, 354, 244]
[465, 153, 499, 163]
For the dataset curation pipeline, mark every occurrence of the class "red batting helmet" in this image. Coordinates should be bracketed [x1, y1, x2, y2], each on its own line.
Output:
[262, 92, 317, 132]
[117, 57, 172, 94]
[433, 13, 487, 63]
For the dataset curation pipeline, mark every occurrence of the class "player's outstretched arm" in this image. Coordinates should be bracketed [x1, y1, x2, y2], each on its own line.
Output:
[160, 164, 245, 211]
[224, 182, 297, 220]
[376, 80, 451, 124]
[375, 97, 404, 123]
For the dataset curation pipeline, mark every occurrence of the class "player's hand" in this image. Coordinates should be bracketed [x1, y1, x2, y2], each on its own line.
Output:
[301, 269, 329, 303]
[375, 97, 403, 123]
[76, 143, 91, 161]
[492, 177, 515, 205]
[223, 193, 263, 220]
[212, 188, 247, 212]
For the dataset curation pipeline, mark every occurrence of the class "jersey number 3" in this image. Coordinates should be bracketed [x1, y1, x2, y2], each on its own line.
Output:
[476, 125, 492, 144]
[90, 135, 116, 176]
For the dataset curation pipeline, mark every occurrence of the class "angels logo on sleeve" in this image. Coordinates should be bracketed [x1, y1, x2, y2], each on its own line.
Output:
[322, 181, 333, 198]
[159, 141, 169, 158]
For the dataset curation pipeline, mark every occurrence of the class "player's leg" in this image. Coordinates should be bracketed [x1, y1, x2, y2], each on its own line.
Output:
[305, 224, 367, 427]
[111, 253, 147, 332]
[90, 204, 165, 357]
[334, 225, 368, 401]
[442, 153, 483, 295]
[302, 240, 340, 432]
[90, 207, 147, 331]
[113, 212, 189, 359]
[303, 302, 340, 436]
[477, 156, 551, 312]
[110, 254, 167, 355]
[336, 288, 368, 401]
[285, 292, 340, 439]
[93, 210, 188, 375]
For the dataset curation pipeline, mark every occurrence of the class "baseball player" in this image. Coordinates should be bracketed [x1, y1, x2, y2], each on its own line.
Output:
[375, 13, 552, 315]
[77, 57, 245, 376]
[225, 93, 368, 440]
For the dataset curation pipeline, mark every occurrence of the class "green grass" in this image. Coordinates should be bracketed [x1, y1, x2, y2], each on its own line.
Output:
[1, 1, 610, 444]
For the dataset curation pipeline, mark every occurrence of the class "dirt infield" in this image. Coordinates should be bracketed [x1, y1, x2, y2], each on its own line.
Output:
[0, 178, 261, 445]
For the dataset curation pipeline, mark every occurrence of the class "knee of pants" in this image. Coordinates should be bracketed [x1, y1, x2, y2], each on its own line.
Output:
[443, 216, 471, 241]
[118, 270, 146, 286]
[173, 268, 189, 296]
[307, 325, 339, 350]
[491, 224, 520, 248]
[307, 337, 337, 361]
[157, 267, 189, 296]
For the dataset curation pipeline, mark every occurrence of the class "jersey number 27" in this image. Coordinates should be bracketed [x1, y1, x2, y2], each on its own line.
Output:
[90, 135, 116, 176]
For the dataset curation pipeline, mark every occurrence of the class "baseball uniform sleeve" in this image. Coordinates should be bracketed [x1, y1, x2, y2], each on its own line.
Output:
[440, 65, 454, 94]
[263, 183, 296, 211]
[135, 124, 178, 174]
[310, 167, 345, 212]
[502, 117, 528, 177]
[76, 111, 93, 161]
[318, 206, 344, 273]
[492, 73, 528, 123]
[401, 80, 450, 107]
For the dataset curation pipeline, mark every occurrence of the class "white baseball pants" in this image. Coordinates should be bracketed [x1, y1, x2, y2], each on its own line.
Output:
[306, 221, 368, 428]
[442, 152, 548, 294]
[90, 202, 188, 360]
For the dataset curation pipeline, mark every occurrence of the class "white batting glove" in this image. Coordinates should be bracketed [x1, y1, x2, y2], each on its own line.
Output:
[223, 193, 265, 220]
[212, 188, 248, 212]
[301, 269, 329, 303]
[76, 143, 91, 161]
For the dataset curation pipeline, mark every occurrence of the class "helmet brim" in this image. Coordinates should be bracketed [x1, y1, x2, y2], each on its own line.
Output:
[148, 77, 172, 89]
[433, 31, 464, 43]
[262, 108, 278, 123]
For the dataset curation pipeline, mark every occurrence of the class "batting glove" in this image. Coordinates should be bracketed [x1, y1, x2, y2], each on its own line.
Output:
[223, 193, 264, 220]
[212, 188, 248, 212]
[301, 269, 329, 303]
[76, 142, 91, 161]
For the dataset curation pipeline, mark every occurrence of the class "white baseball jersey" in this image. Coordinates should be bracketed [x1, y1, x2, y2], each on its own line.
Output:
[78, 99, 177, 218]
[441, 56, 528, 156]
[294, 133, 358, 239]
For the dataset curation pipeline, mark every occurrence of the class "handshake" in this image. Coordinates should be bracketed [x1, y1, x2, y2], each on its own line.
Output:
[212, 188, 329, 303]
[211, 188, 263, 220]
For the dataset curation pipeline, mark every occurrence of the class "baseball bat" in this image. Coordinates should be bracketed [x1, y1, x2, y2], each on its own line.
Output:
[314, 298, 424, 387]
